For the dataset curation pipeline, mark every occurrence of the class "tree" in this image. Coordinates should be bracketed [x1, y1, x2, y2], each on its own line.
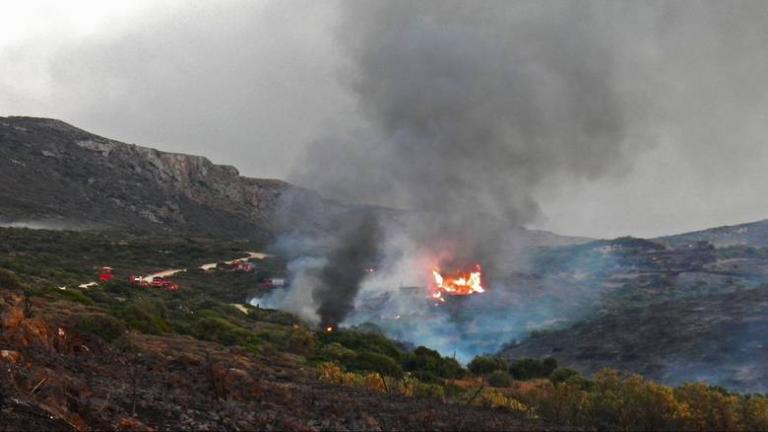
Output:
[509, 357, 558, 380]
[468, 355, 508, 376]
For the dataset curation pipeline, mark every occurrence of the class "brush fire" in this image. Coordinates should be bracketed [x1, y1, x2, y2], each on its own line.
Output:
[430, 265, 485, 302]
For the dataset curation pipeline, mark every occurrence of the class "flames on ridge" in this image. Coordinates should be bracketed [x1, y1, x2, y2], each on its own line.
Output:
[430, 264, 485, 302]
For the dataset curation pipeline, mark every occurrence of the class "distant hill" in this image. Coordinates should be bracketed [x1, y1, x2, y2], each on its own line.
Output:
[0, 116, 587, 248]
[658, 219, 768, 248]
[0, 116, 341, 241]
[502, 235, 768, 393]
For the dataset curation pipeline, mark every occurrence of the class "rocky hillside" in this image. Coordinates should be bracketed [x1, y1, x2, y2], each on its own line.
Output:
[502, 236, 768, 393]
[0, 116, 338, 241]
[0, 116, 592, 249]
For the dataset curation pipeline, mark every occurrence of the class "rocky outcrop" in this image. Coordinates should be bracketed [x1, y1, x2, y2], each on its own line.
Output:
[0, 116, 337, 240]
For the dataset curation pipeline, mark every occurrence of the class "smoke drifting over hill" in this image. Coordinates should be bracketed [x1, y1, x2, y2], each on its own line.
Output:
[247, 2, 768, 364]
[269, 1, 657, 334]
[6, 0, 768, 237]
[298, 1, 654, 245]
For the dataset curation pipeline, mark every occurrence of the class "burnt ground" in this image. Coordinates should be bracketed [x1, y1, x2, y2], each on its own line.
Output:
[503, 238, 768, 393]
[503, 287, 768, 390]
[1, 290, 553, 432]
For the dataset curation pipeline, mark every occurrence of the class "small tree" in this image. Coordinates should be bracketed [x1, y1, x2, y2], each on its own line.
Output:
[509, 357, 558, 380]
[468, 355, 508, 376]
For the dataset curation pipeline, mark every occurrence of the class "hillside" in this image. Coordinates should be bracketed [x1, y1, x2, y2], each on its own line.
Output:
[3, 117, 768, 429]
[2, 227, 767, 431]
[0, 116, 341, 241]
[0, 227, 551, 431]
[659, 219, 768, 248]
[502, 236, 768, 393]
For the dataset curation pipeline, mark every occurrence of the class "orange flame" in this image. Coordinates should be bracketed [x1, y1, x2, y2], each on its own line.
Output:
[431, 265, 485, 302]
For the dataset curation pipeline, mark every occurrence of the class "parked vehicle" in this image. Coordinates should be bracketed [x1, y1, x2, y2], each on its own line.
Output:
[98, 266, 114, 282]
[257, 277, 286, 290]
[149, 276, 179, 291]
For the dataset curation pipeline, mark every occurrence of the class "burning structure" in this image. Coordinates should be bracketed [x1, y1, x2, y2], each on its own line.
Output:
[431, 265, 485, 302]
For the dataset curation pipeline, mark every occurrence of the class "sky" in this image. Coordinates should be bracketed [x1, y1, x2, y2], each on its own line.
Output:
[2, 0, 768, 239]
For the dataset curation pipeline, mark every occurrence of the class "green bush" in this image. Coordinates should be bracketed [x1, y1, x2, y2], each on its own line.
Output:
[550, 367, 582, 385]
[402, 346, 465, 379]
[509, 357, 558, 380]
[75, 313, 126, 343]
[102, 280, 136, 297]
[411, 370, 441, 383]
[284, 326, 318, 356]
[315, 342, 357, 363]
[487, 370, 514, 388]
[116, 302, 172, 335]
[55, 288, 95, 306]
[0, 268, 24, 290]
[192, 313, 254, 346]
[349, 351, 403, 377]
[320, 330, 402, 360]
[468, 355, 508, 376]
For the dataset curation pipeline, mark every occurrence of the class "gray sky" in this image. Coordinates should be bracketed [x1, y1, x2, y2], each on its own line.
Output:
[2, 0, 768, 239]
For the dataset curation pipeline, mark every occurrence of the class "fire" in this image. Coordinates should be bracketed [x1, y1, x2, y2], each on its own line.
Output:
[430, 264, 485, 302]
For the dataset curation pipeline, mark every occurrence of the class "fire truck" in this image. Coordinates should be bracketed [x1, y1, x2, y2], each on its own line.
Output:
[215, 260, 255, 272]
[98, 267, 114, 282]
[148, 276, 179, 291]
[128, 275, 179, 291]
[257, 277, 286, 290]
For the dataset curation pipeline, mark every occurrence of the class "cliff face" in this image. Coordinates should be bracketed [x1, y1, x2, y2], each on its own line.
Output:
[0, 116, 329, 240]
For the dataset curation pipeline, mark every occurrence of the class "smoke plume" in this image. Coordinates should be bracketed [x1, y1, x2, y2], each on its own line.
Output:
[269, 1, 656, 343]
[295, 0, 654, 259]
[314, 211, 381, 327]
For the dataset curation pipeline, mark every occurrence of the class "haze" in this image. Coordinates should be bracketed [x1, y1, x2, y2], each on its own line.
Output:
[2, 0, 768, 239]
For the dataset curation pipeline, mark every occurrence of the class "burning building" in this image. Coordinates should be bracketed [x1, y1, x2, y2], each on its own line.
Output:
[430, 265, 485, 303]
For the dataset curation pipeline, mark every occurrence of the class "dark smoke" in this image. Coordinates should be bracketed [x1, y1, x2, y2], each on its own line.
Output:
[269, 1, 657, 337]
[314, 211, 381, 326]
[294, 0, 654, 269]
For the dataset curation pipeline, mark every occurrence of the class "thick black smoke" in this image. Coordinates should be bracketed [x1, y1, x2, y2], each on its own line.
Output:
[294, 0, 653, 271]
[270, 1, 657, 328]
[314, 211, 381, 327]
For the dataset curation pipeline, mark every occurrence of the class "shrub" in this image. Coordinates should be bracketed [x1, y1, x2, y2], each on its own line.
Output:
[320, 330, 402, 360]
[75, 313, 126, 343]
[349, 351, 403, 377]
[193, 315, 253, 346]
[363, 372, 388, 392]
[742, 395, 768, 431]
[0, 268, 24, 290]
[55, 288, 95, 306]
[83, 287, 113, 304]
[315, 342, 356, 363]
[550, 367, 583, 385]
[284, 326, 318, 356]
[402, 346, 466, 379]
[318, 362, 363, 387]
[475, 388, 529, 414]
[411, 370, 441, 383]
[117, 302, 172, 335]
[102, 280, 136, 297]
[674, 382, 742, 431]
[487, 370, 514, 388]
[509, 357, 558, 380]
[468, 355, 508, 376]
